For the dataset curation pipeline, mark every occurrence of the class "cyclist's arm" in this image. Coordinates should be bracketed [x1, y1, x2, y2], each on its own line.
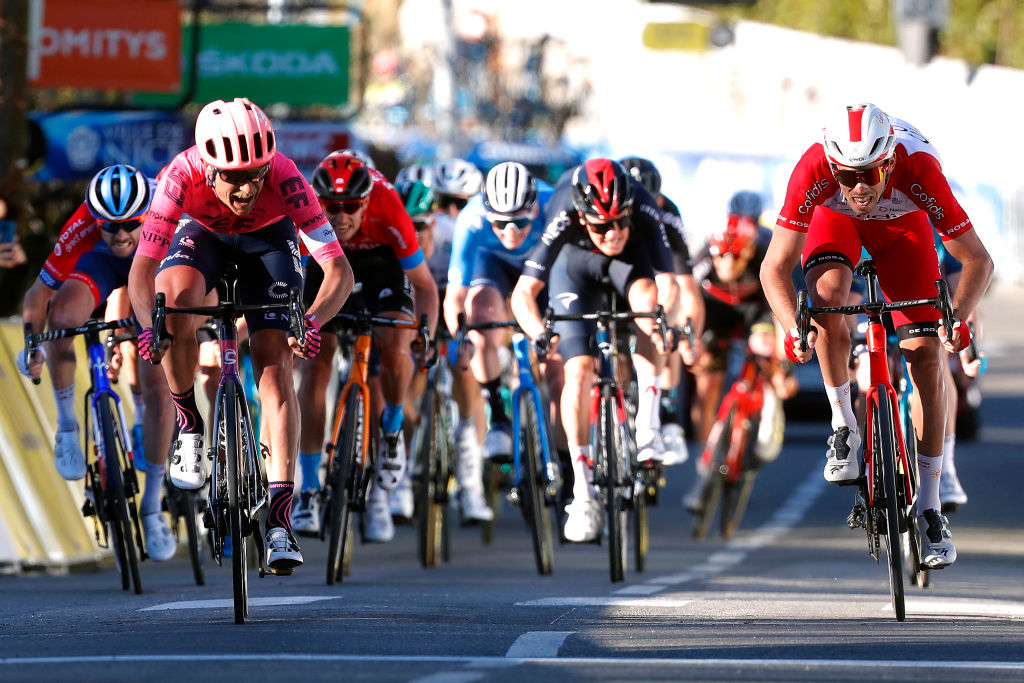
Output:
[942, 229, 992, 330]
[21, 276, 58, 335]
[306, 252, 354, 325]
[676, 273, 704, 337]
[127, 254, 160, 329]
[510, 274, 547, 341]
[759, 228, 806, 332]
[443, 283, 469, 338]
[405, 260, 439, 336]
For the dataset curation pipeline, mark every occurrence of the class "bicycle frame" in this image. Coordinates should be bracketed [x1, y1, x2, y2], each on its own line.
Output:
[706, 352, 768, 486]
[326, 322, 373, 513]
[510, 334, 560, 499]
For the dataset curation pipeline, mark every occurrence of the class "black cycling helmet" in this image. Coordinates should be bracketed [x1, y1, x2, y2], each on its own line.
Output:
[618, 156, 661, 197]
[311, 151, 374, 201]
[570, 158, 634, 221]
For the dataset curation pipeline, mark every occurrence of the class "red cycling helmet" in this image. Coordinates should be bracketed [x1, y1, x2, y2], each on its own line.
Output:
[709, 215, 758, 258]
[570, 158, 634, 221]
[311, 151, 374, 201]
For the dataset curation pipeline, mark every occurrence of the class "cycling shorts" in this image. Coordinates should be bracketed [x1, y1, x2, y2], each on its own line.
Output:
[65, 247, 132, 309]
[157, 217, 303, 334]
[701, 292, 774, 372]
[801, 207, 942, 340]
[548, 243, 655, 361]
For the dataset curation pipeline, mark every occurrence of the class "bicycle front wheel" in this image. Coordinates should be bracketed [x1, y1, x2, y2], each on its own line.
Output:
[182, 489, 206, 586]
[417, 384, 450, 567]
[874, 394, 906, 622]
[693, 408, 734, 541]
[600, 392, 627, 583]
[632, 469, 649, 573]
[98, 396, 142, 595]
[221, 383, 249, 624]
[326, 387, 361, 584]
[520, 392, 554, 576]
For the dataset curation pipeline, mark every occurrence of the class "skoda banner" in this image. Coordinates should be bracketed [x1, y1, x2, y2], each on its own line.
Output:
[135, 23, 350, 108]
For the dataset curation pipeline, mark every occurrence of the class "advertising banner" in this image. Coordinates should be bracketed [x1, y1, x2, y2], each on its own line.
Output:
[30, 0, 182, 92]
[135, 23, 350, 108]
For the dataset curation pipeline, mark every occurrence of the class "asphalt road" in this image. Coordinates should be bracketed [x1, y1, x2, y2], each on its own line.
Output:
[1, 284, 1022, 682]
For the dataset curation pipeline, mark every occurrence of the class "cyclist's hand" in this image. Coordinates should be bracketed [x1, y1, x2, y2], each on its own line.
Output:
[290, 314, 322, 360]
[674, 328, 699, 366]
[938, 318, 971, 354]
[107, 344, 124, 382]
[532, 332, 558, 360]
[960, 350, 987, 377]
[137, 327, 167, 364]
[649, 329, 670, 356]
[17, 345, 46, 379]
[784, 325, 816, 364]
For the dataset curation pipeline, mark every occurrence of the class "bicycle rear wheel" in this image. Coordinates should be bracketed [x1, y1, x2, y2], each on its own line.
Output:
[601, 392, 628, 583]
[520, 392, 554, 575]
[693, 408, 734, 541]
[326, 387, 360, 584]
[874, 394, 906, 621]
[182, 489, 206, 586]
[632, 469, 649, 573]
[98, 396, 142, 595]
[417, 385, 449, 567]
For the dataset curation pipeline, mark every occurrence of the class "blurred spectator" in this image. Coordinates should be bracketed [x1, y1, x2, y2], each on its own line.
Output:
[0, 197, 28, 269]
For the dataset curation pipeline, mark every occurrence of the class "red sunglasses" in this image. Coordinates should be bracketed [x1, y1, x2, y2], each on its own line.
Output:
[320, 198, 367, 215]
[830, 161, 890, 188]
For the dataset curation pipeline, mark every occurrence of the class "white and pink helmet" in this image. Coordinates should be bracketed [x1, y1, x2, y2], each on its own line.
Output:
[822, 103, 897, 168]
[195, 97, 276, 170]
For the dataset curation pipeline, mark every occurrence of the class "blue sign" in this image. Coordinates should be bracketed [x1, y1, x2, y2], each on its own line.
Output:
[30, 110, 190, 181]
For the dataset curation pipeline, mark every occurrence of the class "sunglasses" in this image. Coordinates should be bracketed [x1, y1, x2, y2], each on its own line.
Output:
[99, 217, 144, 234]
[320, 198, 367, 215]
[830, 161, 890, 188]
[491, 215, 532, 233]
[438, 196, 469, 212]
[412, 216, 433, 231]
[709, 245, 742, 259]
[215, 163, 270, 186]
[585, 216, 631, 235]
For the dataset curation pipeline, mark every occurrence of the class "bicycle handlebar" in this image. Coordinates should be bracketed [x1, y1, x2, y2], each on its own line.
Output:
[540, 305, 669, 354]
[454, 313, 521, 361]
[332, 310, 433, 370]
[24, 317, 138, 386]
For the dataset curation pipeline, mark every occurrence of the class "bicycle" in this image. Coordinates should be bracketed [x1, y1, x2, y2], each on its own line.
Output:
[541, 304, 668, 583]
[796, 258, 954, 622]
[690, 346, 777, 541]
[25, 316, 146, 594]
[152, 263, 305, 624]
[320, 310, 429, 585]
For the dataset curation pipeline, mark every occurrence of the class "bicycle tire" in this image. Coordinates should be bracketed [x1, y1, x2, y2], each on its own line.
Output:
[721, 419, 758, 540]
[632, 470, 649, 573]
[183, 490, 206, 586]
[326, 387, 360, 584]
[98, 396, 142, 595]
[417, 385, 444, 567]
[222, 383, 249, 624]
[875, 394, 906, 621]
[693, 408, 734, 541]
[601, 391, 627, 583]
[481, 461, 501, 545]
[520, 392, 554, 575]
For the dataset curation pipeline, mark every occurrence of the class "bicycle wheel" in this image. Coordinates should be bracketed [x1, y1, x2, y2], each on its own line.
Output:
[632, 469, 649, 573]
[221, 383, 249, 624]
[693, 408, 734, 541]
[722, 421, 759, 540]
[417, 385, 447, 567]
[98, 396, 142, 595]
[874, 394, 906, 621]
[182, 489, 206, 586]
[326, 387, 360, 584]
[601, 392, 628, 583]
[520, 392, 554, 575]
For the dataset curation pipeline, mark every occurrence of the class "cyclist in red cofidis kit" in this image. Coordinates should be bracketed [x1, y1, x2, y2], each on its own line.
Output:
[128, 97, 353, 574]
[760, 102, 992, 570]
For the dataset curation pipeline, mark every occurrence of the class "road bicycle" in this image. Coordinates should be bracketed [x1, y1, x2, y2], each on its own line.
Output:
[542, 304, 668, 583]
[320, 310, 428, 584]
[152, 264, 305, 624]
[25, 316, 146, 594]
[690, 346, 779, 541]
[797, 258, 954, 621]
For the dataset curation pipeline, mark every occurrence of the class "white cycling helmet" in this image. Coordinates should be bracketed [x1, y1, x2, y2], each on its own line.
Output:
[394, 162, 434, 188]
[483, 162, 537, 217]
[195, 97, 276, 170]
[822, 103, 897, 168]
[432, 158, 483, 198]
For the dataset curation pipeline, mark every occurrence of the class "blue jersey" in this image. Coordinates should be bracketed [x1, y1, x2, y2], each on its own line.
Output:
[447, 181, 554, 288]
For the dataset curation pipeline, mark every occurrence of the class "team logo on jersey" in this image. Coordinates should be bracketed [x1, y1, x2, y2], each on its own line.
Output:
[909, 183, 945, 220]
[379, 288, 392, 299]
[268, 281, 289, 299]
[798, 178, 831, 215]
[178, 235, 195, 249]
[554, 292, 578, 310]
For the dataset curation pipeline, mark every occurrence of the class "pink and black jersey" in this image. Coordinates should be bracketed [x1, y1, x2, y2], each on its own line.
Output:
[39, 204, 104, 288]
[336, 168, 424, 270]
[137, 147, 342, 264]
[776, 118, 973, 241]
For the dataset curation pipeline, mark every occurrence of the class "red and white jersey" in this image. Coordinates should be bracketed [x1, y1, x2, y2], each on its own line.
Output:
[137, 146, 342, 264]
[776, 118, 973, 242]
[335, 168, 424, 269]
[39, 203, 104, 288]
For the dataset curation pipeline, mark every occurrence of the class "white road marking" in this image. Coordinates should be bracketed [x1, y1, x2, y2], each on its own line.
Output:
[504, 631, 574, 658]
[139, 595, 340, 611]
[515, 597, 698, 608]
[2, 654, 1023, 672]
[612, 584, 664, 595]
[882, 598, 1024, 618]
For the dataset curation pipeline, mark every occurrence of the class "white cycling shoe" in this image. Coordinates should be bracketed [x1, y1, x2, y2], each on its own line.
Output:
[824, 427, 861, 485]
[459, 486, 494, 524]
[55, 426, 87, 480]
[141, 512, 176, 562]
[563, 498, 602, 543]
[169, 432, 206, 490]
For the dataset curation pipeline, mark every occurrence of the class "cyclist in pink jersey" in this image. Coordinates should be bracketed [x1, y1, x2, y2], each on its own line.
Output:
[760, 102, 992, 569]
[128, 98, 353, 574]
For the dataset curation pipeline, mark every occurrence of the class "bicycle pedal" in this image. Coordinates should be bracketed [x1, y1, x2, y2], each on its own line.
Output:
[81, 499, 97, 518]
[268, 565, 295, 576]
[506, 487, 522, 507]
[847, 504, 866, 529]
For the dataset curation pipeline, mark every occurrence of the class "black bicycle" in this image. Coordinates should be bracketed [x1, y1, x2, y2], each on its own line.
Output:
[26, 317, 146, 594]
[152, 264, 305, 624]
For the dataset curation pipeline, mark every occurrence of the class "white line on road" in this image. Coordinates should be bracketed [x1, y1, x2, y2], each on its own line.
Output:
[2, 654, 1023, 672]
[515, 597, 698, 608]
[882, 598, 1024, 618]
[504, 631, 574, 658]
[139, 595, 341, 611]
[612, 584, 664, 595]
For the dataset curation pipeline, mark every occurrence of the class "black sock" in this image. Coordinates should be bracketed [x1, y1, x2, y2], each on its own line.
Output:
[267, 481, 294, 533]
[484, 378, 509, 425]
[170, 387, 203, 434]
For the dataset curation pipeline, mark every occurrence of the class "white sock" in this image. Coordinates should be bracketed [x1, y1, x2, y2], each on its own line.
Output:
[824, 382, 858, 432]
[54, 384, 77, 431]
[942, 434, 957, 479]
[635, 370, 661, 432]
[917, 453, 943, 513]
[140, 464, 166, 516]
[570, 444, 595, 501]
